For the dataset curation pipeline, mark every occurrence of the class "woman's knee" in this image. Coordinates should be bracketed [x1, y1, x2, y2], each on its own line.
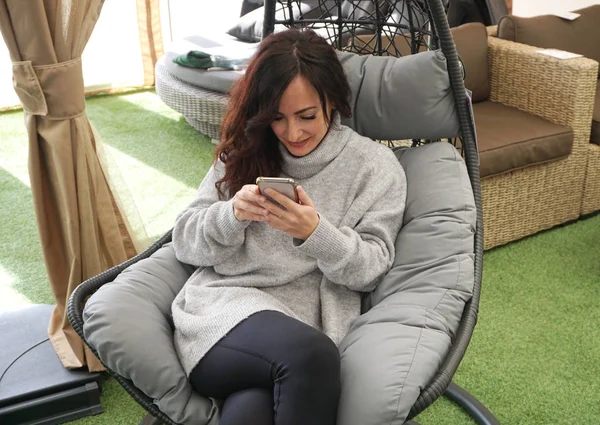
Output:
[288, 329, 341, 382]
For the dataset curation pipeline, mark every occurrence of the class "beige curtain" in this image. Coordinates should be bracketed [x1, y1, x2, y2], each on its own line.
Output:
[137, 0, 164, 86]
[0, 0, 138, 371]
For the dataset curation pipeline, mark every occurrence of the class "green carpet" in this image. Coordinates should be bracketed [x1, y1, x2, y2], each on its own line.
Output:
[1, 90, 599, 424]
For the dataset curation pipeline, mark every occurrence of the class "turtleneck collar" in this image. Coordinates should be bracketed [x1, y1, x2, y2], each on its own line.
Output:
[278, 113, 349, 180]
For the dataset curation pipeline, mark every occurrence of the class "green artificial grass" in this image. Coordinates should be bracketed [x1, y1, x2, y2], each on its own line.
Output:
[1, 90, 599, 424]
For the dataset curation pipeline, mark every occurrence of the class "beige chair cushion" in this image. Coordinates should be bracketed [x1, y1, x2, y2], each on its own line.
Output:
[474, 101, 573, 178]
[592, 82, 600, 145]
[451, 22, 490, 103]
[497, 5, 600, 76]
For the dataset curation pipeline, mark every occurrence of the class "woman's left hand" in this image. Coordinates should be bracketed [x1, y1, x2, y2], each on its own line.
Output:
[261, 185, 319, 240]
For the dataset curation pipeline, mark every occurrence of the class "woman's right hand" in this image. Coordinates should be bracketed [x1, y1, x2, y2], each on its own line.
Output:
[232, 184, 269, 222]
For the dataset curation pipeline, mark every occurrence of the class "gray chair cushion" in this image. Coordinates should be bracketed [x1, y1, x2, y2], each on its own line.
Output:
[82, 245, 216, 424]
[227, 2, 314, 42]
[164, 34, 257, 94]
[82, 141, 474, 425]
[338, 142, 475, 424]
[338, 50, 461, 140]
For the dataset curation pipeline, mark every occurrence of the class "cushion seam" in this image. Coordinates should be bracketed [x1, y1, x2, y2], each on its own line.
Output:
[478, 129, 572, 153]
[432, 148, 467, 315]
[481, 153, 570, 179]
[391, 328, 424, 425]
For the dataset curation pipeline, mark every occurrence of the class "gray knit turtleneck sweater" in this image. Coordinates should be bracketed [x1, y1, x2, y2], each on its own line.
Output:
[171, 116, 407, 375]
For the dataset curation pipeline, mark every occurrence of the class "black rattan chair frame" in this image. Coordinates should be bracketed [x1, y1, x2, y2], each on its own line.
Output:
[68, 1, 496, 424]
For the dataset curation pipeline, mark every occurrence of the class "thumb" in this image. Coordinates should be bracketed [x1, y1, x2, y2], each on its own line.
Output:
[296, 186, 314, 207]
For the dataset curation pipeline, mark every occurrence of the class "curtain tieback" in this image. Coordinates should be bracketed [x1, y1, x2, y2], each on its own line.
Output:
[12, 57, 85, 120]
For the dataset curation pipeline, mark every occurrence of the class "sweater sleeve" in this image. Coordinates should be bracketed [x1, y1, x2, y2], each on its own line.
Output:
[172, 162, 251, 267]
[296, 151, 406, 292]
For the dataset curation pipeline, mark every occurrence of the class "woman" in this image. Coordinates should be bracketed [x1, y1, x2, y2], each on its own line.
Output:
[172, 28, 407, 425]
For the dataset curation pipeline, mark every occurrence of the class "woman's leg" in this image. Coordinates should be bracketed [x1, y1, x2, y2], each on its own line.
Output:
[220, 388, 274, 425]
[189, 310, 341, 425]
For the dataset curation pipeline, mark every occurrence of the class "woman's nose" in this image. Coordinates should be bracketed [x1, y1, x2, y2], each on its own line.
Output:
[286, 121, 302, 141]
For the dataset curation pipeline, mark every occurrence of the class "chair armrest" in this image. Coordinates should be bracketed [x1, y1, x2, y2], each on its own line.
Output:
[487, 36, 598, 154]
[67, 230, 174, 343]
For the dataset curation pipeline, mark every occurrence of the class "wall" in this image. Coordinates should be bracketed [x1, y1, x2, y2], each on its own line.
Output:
[512, 0, 599, 17]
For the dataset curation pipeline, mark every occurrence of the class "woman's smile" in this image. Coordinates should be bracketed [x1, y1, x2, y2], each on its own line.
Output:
[289, 138, 310, 148]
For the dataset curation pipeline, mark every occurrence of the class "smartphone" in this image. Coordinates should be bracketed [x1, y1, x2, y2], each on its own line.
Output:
[256, 177, 299, 206]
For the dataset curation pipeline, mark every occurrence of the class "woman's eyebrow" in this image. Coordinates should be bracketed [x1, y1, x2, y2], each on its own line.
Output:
[294, 106, 317, 114]
[276, 106, 317, 115]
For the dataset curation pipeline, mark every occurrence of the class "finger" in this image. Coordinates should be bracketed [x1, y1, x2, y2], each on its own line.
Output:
[243, 184, 261, 195]
[264, 188, 296, 211]
[234, 197, 269, 217]
[238, 186, 266, 204]
[296, 186, 314, 207]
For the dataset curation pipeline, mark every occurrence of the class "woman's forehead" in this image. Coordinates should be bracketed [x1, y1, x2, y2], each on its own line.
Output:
[278, 76, 321, 110]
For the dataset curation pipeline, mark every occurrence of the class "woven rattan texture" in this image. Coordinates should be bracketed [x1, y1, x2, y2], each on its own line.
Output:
[582, 143, 600, 215]
[155, 61, 228, 140]
[482, 36, 599, 249]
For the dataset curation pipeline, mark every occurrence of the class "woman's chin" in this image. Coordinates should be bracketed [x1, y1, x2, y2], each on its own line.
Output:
[287, 141, 311, 156]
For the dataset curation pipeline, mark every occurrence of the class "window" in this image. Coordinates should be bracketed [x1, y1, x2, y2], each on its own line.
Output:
[0, 0, 144, 109]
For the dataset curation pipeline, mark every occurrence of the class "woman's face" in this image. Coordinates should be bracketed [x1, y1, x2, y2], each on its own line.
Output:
[271, 75, 332, 157]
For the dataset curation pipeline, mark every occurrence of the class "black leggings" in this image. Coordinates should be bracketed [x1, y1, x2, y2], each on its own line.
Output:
[189, 311, 341, 425]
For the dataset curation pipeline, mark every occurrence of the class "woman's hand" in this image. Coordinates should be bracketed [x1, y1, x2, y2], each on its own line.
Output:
[232, 184, 270, 222]
[261, 185, 320, 240]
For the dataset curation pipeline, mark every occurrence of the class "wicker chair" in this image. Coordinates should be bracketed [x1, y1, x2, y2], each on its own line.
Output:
[479, 37, 597, 248]
[70, 1, 498, 424]
[493, 5, 600, 217]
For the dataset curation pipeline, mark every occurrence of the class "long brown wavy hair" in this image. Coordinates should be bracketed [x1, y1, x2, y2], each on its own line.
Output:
[214, 28, 352, 199]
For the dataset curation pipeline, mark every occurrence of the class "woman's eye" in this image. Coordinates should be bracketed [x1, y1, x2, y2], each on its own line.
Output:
[301, 115, 316, 120]
[273, 116, 283, 122]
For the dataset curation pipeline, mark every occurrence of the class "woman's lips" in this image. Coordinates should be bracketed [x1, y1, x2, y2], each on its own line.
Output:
[290, 138, 310, 148]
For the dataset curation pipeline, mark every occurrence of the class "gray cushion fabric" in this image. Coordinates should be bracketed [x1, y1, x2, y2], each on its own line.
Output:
[227, 2, 314, 42]
[338, 142, 475, 424]
[240, 0, 263, 16]
[341, 0, 390, 20]
[82, 244, 216, 425]
[82, 142, 474, 425]
[164, 34, 257, 94]
[164, 53, 246, 94]
[338, 50, 461, 140]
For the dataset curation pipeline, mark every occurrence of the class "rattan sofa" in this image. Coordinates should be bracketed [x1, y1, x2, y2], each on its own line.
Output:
[480, 36, 597, 248]
[496, 5, 600, 217]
